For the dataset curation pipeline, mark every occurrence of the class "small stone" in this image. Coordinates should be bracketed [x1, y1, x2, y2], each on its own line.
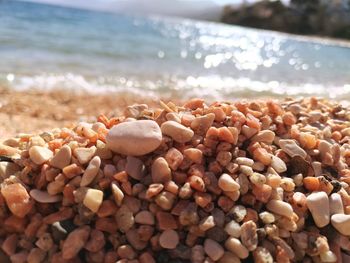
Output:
[306, 191, 330, 228]
[29, 189, 62, 203]
[155, 191, 176, 211]
[50, 145, 71, 169]
[320, 251, 337, 263]
[270, 156, 287, 173]
[259, 212, 275, 224]
[240, 221, 258, 251]
[115, 205, 134, 233]
[204, 238, 224, 261]
[73, 147, 96, 165]
[279, 139, 307, 158]
[230, 205, 247, 222]
[218, 251, 240, 263]
[225, 237, 249, 259]
[62, 226, 90, 259]
[156, 212, 177, 230]
[266, 200, 293, 218]
[152, 157, 171, 183]
[83, 189, 103, 213]
[190, 113, 215, 135]
[235, 157, 254, 167]
[251, 130, 275, 143]
[329, 193, 344, 215]
[80, 156, 101, 187]
[184, 148, 203, 164]
[199, 215, 215, 232]
[224, 220, 241, 238]
[165, 148, 184, 170]
[253, 247, 273, 263]
[135, 211, 155, 225]
[29, 146, 53, 165]
[111, 182, 124, 206]
[126, 229, 148, 250]
[125, 156, 145, 180]
[159, 230, 179, 249]
[1, 183, 32, 218]
[161, 121, 194, 143]
[218, 173, 240, 192]
[0, 162, 20, 179]
[331, 214, 350, 236]
[106, 120, 162, 156]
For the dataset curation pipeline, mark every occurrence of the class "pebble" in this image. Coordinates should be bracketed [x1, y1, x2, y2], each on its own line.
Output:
[190, 113, 215, 135]
[251, 130, 275, 144]
[199, 215, 215, 232]
[50, 145, 71, 169]
[329, 193, 344, 215]
[0, 162, 20, 179]
[279, 139, 307, 158]
[225, 237, 249, 259]
[106, 120, 162, 156]
[270, 156, 287, 173]
[135, 211, 155, 225]
[29, 189, 62, 203]
[161, 120, 194, 143]
[116, 205, 135, 233]
[184, 148, 203, 164]
[111, 182, 124, 206]
[235, 157, 254, 167]
[266, 200, 293, 218]
[306, 191, 330, 227]
[218, 173, 240, 192]
[159, 230, 179, 249]
[1, 183, 32, 218]
[331, 214, 350, 236]
[218, 251, 241, 263]
[29, 146, 53, 165]
[224, 220, 241, 238]
[80, 156, 101, 186]
[165, 147, 184, 170]
[83, 188, 103, 213]
[204, 238, 224, 261]
[152, 157, 171, 183]
[240, 221, 258, 251]
[62, 226, 90, 259]
[73, 147, 96, 165]
[126, 156, 145, 180]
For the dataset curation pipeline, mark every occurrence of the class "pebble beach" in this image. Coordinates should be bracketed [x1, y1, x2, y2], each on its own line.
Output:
[1, 97, 350, 262]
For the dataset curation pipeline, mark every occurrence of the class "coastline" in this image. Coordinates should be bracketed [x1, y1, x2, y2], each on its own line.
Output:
[0, 87, 163, 139]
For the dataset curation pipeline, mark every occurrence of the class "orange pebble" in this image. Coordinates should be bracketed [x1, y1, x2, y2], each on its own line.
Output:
[113, 171, 128, 183]
[188, 176, 205, 192]
[183, 98, 205, 110]
[282, 112, 297, 126]
[252, 184, 272, 203]
[206, 127, 219, 140]
[97, 200, 118, 218]
[252, 148, 272, 166]
[218, 127, 234, 143]
[303, 177, 320, 192]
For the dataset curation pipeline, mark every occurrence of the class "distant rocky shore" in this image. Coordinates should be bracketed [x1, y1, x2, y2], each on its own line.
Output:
[221, 0, 350, 40]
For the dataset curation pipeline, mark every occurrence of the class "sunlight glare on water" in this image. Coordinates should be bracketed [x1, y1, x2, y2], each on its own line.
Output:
[1, 1, 350, 100]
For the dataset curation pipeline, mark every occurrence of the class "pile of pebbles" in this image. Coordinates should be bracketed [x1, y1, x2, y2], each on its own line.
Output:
[1, 98, 350, 262]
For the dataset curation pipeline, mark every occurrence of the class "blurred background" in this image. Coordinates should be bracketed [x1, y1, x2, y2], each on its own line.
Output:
[1, 0, 350, 101]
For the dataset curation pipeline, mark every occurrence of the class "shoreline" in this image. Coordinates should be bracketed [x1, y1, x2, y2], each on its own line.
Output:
[0, 88, 164, 139]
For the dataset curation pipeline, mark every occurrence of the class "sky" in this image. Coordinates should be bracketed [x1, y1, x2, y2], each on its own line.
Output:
[21, 0, 253, 20]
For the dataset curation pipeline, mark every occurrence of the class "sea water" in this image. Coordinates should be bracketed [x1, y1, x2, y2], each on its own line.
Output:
[1, 0, 350, 100]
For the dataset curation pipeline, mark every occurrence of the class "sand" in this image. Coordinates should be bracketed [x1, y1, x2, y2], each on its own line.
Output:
[0, 88, 162, 139]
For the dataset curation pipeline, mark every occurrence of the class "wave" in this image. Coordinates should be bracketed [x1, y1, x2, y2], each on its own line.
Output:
[2, 73, 350, 102]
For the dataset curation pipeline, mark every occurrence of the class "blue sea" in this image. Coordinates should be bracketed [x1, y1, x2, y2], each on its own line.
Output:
[1, 0, 350, 100]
